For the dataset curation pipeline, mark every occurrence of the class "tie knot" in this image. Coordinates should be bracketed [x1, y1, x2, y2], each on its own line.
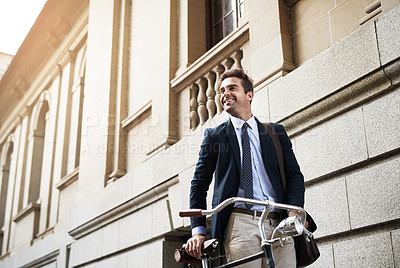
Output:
[242, 122, 249, 130]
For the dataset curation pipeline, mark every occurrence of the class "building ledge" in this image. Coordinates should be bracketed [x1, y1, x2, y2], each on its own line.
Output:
[69, 176, 179, 239]
[0, 251, 10, 261]
[19, 250, 59, 268]
[13, 203, 40, 223]
[56, 167, 79, 190]
[121, 100, 152, 130]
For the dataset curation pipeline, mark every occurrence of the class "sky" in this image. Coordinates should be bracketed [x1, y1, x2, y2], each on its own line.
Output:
[0, 0, 47, 55]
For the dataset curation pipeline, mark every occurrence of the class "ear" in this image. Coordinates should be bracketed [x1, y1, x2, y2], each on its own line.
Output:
[247, 91, 254, 102]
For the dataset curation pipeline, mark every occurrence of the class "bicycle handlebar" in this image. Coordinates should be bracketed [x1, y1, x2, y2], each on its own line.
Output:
[179, 209, 203, 217]
[178, 197, 310, 267]
[179, 197, 307, 224]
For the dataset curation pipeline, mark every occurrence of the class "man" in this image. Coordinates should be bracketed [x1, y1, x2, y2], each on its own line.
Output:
[185, 68, 305, 267]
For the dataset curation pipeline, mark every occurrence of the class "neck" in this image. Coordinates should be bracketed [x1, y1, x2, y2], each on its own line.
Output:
[231, 112, 253, 122]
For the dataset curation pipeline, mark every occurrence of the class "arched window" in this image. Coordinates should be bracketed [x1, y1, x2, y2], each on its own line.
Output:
[28, 101, 49, 204]
[0, 141, 13, 253]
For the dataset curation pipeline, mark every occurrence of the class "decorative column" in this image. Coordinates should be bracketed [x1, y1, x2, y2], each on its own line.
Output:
[213, 65, 224, 114]
[221, 58, 234, 71]
[196, 78, 208, 125]
[205, 72, 216, 119]
[189, 84, 199, 130]
[231, 50, 243, 69]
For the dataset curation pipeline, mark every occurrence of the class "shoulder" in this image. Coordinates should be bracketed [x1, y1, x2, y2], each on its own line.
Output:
[269, 122, 285, 133]
[204, 120, 229, 137]
[255, 117, 285, 133]
[256, 119, 288, 140]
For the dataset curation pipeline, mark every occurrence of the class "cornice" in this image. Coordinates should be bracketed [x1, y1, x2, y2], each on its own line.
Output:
[121, 101, 152, 130]
[12, 202, 41, 223]
[170, 22, 250, 92]
[0, 1, 89, 142]
[281, 60, 398, 137]
[8, 78, 29, 100]
[19, 250, 59, 268]
[0, 0, 88, 90]
[58, 51, 76, 69]
[56, 167, 79, 190]
[44, 16, 70, 49]
[0, 0, 89, 124]
[19, 105, 33, 119]
[68, 176, 179, 240]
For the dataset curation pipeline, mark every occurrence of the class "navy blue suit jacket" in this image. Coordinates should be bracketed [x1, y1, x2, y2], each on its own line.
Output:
[189, 117, 305, 243]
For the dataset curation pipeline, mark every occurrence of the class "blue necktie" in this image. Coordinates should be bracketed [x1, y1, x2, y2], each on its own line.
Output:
[242, 122, 253, 209]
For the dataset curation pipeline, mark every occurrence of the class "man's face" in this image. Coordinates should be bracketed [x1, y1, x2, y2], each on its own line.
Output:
[219, 77, 253, 119]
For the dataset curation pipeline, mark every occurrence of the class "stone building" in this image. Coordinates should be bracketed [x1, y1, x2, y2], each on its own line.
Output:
[0, 53, 13, 81]
[0, 0, 399, 267]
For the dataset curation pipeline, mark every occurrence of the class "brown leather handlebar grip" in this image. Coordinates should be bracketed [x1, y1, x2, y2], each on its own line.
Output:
[174, 248, 201, 264]
[179, 209, 203, 217]
[174, 239, 219, 264]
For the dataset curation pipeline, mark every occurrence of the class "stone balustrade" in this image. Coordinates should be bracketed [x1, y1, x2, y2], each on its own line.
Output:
[171, 22, 249, 133]
[186, 50, 243, 130]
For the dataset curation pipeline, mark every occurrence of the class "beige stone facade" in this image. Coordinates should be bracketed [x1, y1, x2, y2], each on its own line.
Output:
[0, 0, 399, 267]
[0, 53, 13, 81]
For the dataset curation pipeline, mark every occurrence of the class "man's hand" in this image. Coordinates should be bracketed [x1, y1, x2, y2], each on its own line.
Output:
[288, 210, 309, 229]
[185, 234, 206, 259]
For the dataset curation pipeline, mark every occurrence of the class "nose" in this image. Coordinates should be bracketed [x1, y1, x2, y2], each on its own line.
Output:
[221, 88, 231, 96]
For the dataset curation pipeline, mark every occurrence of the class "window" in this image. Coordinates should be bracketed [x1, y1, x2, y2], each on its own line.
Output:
[0, 141, 13, 254]
[28, 100, 49, 204]
[207, 0, 243, 49]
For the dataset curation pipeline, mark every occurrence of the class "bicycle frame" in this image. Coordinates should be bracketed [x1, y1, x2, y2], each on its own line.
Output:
[179, 197, 307, 268]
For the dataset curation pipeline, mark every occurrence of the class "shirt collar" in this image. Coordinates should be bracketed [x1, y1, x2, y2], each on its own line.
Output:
[230, 115, 257, 130]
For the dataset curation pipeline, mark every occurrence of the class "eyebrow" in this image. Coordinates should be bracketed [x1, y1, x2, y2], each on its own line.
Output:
[220, 83, 239, 90]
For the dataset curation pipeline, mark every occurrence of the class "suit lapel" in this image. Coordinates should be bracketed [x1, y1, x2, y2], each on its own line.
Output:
[256, 118, 282, 191]
[256, 118, 273, 171]
[224, 119, 241, 172]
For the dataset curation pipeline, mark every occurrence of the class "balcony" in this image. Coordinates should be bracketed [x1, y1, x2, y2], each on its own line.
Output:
[171, 22, 250, 138]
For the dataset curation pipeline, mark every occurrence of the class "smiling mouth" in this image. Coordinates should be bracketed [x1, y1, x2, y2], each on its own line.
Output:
[223, 98, 235, 104]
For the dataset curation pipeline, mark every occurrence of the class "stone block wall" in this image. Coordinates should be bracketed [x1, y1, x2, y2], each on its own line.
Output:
[277, 4, 400, 267]
[0, 1, 399, 268]
[291, 0, 400, 65]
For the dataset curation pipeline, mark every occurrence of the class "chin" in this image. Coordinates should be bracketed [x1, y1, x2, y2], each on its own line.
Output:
[224, 107, 236, 115]
[223, 105, 232, 112]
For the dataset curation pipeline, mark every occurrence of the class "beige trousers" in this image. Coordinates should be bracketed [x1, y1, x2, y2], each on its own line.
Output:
[224, 212, 296, 268]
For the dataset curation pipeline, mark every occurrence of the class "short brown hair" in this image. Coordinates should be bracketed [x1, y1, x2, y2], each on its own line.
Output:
[219, 68, 254, 93]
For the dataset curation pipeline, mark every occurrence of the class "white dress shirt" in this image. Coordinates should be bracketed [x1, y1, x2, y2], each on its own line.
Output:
[192, 116, 278, 236]
[230, 115, 278, 211]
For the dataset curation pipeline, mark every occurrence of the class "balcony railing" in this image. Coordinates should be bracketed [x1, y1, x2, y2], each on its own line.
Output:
[171, 22, 249, 131]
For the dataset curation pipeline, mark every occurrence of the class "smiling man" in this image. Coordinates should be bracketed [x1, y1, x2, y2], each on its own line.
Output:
[185, 68, 305, 267]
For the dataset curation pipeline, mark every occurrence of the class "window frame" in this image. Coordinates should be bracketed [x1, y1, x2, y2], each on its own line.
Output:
[206, 0, 242, 50]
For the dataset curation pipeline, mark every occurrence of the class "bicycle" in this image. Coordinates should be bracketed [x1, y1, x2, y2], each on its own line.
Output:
[175, 197, 309, 268]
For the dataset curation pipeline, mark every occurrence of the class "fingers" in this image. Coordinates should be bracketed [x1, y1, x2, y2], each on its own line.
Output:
[194, 237, 203, 259]
[288, 210, 309, 231]
[184, 238, 195, 257]
[185, 234, 206, 259]
[185, 238, 198, 258]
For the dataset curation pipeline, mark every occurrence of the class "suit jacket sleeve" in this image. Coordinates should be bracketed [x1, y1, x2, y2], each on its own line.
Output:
[275, 124, 305, 208]
[189, 128, 218, 229]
